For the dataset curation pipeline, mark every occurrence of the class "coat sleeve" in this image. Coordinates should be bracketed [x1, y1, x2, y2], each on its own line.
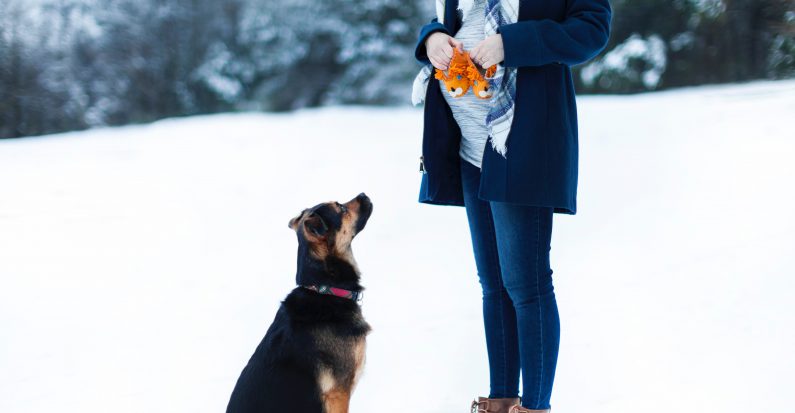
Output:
[415, 19, 450, 65]
[500, 0, 612, 67]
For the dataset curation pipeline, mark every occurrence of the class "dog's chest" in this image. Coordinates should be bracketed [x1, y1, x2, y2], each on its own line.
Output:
[312, 316, 369, 387]
[312, 326, 368, 413]
[316, 335, 367, 389]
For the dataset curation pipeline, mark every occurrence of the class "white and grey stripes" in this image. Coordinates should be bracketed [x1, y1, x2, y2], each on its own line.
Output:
[412, 0, 519, 158]
[442, 0, 490, 168]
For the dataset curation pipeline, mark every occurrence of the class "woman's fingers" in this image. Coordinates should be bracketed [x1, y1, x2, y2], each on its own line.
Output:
[470, 35, 504, 68]
[480, 34, 504, 68]
[431, 58, 447, 71]
[472, 50, 495, 69]
[429, 33, 500, 70]
[470, 44, 480, 62]
[448, 37, 464, 52]
[430, 54, 448, 70]
[435, 44, 453, 68]
[429, 55, 440, 69]
[441, 43, 453, 59]
[481, 52, 495, 68]
[426, 32, 453, 66]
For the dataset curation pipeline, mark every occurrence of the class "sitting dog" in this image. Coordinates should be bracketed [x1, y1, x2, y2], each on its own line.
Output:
[227, 193, 373, 413]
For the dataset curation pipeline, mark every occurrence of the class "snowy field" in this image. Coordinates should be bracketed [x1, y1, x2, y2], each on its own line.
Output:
[2, 80, 794, 413]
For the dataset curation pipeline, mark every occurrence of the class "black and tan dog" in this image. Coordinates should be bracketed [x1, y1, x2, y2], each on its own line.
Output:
[227, 193, 373, 413]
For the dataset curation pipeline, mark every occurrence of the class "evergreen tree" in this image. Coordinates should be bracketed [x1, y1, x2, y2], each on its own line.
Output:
[0, 0, 792, 138]
[577, 0, 795, 93]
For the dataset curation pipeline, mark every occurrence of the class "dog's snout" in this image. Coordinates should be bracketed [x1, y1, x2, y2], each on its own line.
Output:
[351, 193, 372, 234]
[355, 193, 372, 212]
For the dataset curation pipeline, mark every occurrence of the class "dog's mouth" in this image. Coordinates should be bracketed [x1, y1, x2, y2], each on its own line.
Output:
[353, 193, 372, 233]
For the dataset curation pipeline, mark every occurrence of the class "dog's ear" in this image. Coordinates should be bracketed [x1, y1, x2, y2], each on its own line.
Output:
[288, 210, 306, 230]
[302, 213, 328, 239]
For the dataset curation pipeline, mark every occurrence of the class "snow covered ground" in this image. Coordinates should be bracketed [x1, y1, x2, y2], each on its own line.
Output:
[2, 80, 794, 413]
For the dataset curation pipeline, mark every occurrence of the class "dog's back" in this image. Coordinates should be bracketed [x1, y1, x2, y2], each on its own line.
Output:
[226, 306, 324, 413]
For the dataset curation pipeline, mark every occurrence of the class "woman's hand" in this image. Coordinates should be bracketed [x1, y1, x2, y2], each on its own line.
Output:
[425, 32, 464, 71]
[470, 34, 504, 69]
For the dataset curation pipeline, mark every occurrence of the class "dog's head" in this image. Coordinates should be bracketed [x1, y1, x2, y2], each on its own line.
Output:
[289, 193, 373, 288]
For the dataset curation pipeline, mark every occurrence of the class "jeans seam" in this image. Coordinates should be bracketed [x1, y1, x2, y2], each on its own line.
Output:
[534, 208, 544, 408]
[536, 208, 544, 403]
[483, 204, 509, 397]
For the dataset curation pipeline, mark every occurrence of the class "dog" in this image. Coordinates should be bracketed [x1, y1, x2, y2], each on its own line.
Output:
[226, 193, 373, 413]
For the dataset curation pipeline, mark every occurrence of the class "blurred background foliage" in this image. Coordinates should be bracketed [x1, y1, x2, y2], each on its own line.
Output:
[1, 0, 793, 138]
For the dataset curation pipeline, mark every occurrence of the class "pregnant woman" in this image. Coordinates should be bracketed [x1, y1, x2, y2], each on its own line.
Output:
[412, 0, 611, 412]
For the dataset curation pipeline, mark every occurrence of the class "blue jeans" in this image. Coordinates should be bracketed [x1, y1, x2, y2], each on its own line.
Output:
[460, 159, 560, 410]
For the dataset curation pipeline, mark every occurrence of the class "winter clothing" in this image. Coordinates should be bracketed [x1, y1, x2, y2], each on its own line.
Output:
[413, 0, 520, 157]
[439, 0, 491, 168]
[461, 159, 559, 409]
[471, 396, 521, 413]
[415, 0, 612, 214]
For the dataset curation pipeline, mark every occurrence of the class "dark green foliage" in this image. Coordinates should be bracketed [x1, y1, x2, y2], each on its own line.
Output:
[576, 0, 795, 93]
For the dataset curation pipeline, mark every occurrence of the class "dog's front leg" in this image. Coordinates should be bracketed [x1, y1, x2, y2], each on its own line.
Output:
[322, 389, 351, 413]
[318, 368, 351, 413]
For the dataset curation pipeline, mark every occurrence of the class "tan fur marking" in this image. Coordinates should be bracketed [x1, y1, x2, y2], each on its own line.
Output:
[308, 239, 330, 260]
[319, 366, 350, 413]
[322, 388, 351, 413]
[332, 199, 362, 271]
[318, 368, 336, 394]
[288, 210, 305, 229]
[352, 338, 366, 389]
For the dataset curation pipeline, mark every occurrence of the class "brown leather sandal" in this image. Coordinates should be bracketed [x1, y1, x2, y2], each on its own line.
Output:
[471, 397, 521, 413]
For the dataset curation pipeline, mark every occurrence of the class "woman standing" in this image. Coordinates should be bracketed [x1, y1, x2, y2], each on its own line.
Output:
[413, 0, 611, 412]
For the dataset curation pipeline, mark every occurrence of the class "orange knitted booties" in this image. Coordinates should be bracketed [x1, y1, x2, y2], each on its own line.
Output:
[466, 53, 497, 99]
[435, 48, 497, 100]
[435, 48, 471, 97]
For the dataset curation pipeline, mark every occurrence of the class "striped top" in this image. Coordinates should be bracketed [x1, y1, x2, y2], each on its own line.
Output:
[441, 0, 489, 169]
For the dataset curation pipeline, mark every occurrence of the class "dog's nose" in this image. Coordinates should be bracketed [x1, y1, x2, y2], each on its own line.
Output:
[356, 193, 371, 208]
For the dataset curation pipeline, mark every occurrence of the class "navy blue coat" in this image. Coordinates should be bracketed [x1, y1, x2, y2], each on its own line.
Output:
[415, 0, 611, 214]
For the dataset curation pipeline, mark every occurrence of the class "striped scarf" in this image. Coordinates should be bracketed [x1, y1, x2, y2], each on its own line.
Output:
[412, 0, 519, 157]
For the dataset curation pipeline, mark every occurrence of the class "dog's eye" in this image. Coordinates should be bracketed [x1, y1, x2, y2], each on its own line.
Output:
[337, 202, 347, 213]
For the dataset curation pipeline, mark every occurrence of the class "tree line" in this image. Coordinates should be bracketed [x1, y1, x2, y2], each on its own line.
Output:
[1, 0, 793, 138]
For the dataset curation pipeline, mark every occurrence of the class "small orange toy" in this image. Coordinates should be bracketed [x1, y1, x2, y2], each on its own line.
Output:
[435, 48, 471, 98]
[466, 53, 497, 99]
[435, 48, 498, 99]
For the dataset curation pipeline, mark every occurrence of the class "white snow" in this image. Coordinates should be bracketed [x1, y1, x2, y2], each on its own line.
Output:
[1, 80, 794, 413]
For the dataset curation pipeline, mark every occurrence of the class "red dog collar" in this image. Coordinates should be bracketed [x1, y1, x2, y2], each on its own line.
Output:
[302, 285, 363, 302]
